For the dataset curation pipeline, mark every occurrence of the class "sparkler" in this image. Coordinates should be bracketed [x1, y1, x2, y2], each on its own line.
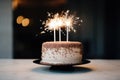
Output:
[42, 10, 82, 42]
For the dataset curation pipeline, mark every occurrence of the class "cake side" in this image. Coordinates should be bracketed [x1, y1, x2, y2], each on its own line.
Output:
[41, 41, 83, 64]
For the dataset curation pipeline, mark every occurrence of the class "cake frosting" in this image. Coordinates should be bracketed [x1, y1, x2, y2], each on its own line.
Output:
[41, 41, 83, 65]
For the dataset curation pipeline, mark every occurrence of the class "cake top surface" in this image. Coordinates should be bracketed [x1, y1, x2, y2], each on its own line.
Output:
[44, 41, 81, 43]
[42, 41, 82, 48]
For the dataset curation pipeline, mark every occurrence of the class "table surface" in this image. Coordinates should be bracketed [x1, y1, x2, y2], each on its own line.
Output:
[0, 59, 120, 80]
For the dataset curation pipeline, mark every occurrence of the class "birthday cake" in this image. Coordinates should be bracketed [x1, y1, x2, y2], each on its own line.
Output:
[40, 41, 83, 65]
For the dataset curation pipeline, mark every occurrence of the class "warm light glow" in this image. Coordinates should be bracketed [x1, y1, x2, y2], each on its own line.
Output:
[43, 13, 61, 30]
[12, 0, 19, 10]
[16, 16, 24, 24]
[65, 16, 74, 28]
[22, 18, 30, 27]
[43, 10, 75, 31]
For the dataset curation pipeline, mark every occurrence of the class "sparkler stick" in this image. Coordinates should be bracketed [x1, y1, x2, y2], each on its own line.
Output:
[54, 27, 56, 42]
[59, 27, 61, 41]
[66, 26, 69, 42]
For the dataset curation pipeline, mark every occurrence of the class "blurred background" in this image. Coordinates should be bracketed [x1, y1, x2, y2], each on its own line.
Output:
[0, 0, 120, 59]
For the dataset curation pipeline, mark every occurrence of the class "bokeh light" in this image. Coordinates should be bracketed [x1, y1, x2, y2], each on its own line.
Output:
[21, 18, 30, 27]
[16, 16, 24, 24]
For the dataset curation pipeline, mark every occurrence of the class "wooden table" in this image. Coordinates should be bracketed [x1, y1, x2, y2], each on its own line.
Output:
[0, 59, 120, 80]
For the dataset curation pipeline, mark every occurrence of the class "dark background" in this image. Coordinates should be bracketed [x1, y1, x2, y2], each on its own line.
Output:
[13, 0, 120, 59]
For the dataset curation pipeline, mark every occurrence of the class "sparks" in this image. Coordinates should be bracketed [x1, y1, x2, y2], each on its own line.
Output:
[40, 10, 82, 41]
